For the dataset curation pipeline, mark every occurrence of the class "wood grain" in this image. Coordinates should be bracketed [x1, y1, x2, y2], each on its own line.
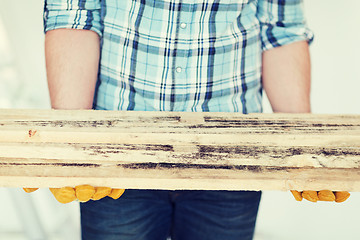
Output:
[0, 109, 359, 191]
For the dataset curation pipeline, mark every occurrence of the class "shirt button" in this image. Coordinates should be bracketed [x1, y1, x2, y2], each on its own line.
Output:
[180, 22, 187, 29]
[176, 67, 182, 73]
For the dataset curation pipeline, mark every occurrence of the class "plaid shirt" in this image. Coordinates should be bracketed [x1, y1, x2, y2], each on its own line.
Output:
[44, 0, 313, 113]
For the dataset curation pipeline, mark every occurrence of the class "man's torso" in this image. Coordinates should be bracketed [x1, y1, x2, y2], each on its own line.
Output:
[95, 0, 263, 113]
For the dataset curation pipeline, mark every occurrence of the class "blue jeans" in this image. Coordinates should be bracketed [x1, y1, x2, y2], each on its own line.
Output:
[80, 190, 261, 240]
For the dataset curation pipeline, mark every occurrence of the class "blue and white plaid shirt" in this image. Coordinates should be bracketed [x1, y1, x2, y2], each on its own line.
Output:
[44, 0, 313, 113]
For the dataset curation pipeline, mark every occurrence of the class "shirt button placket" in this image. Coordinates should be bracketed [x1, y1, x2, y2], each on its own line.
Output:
[175, 20, 188, 77]
[175, 10, 191, 111]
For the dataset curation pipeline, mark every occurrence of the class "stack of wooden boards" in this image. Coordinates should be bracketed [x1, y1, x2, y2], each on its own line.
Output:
[0, 109, 359, 191]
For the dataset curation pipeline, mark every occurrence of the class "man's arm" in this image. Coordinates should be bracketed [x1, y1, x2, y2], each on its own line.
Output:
[262, 41, 350, 203]
[262, 40, 311, 113]
[45, 29, 100, 109]
[257, 0, 313, 113]
[23, 1, 126, 204]
[37, 28, 126, 203]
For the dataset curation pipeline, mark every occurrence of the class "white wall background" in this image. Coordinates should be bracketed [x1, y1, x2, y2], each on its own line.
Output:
[0, 1, 359, 239]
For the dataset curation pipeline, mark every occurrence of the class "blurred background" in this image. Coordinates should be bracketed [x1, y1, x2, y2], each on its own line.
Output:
[0, 0, 359, 239]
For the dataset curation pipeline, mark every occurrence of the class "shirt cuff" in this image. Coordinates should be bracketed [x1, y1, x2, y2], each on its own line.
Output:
[260, 23, 314, 51]
[44, 1, 102, 37]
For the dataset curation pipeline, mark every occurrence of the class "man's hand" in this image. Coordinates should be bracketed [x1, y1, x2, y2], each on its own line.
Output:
[291, 190, 350, 203]
[23, 186, 125, 204]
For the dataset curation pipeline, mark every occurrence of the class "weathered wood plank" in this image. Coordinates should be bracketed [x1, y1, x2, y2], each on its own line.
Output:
[0, 109, 359, 191]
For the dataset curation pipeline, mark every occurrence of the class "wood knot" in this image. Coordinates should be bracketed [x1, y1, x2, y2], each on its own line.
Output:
[28, 130, 37, 137]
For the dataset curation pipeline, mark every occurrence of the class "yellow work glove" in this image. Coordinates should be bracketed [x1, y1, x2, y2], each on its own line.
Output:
[23, 185, 125, 204]
[291, 190, 350, 203]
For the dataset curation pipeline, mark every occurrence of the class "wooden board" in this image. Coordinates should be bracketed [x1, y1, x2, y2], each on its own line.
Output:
[0, 109, 359, 191]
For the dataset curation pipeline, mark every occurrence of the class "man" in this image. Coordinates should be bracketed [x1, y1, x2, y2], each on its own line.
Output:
[39, 0, 315, 239]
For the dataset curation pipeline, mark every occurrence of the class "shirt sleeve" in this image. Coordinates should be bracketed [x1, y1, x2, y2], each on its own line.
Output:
[44, 0, 102, 37]
[256, 0, 314, 51]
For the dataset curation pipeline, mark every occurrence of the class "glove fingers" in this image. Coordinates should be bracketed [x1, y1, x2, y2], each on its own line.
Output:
[302, 191, 319, 202]
[335, 191, 350, 203]
[75, 185, 95, 202]
[92, 187, 112, 200]
[50, 187, 76, 204]
[23, 188, 39, 193]
[318, 190, 335, 201]
[290, 190, 303, 201]
[108, 189, 125, 199]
